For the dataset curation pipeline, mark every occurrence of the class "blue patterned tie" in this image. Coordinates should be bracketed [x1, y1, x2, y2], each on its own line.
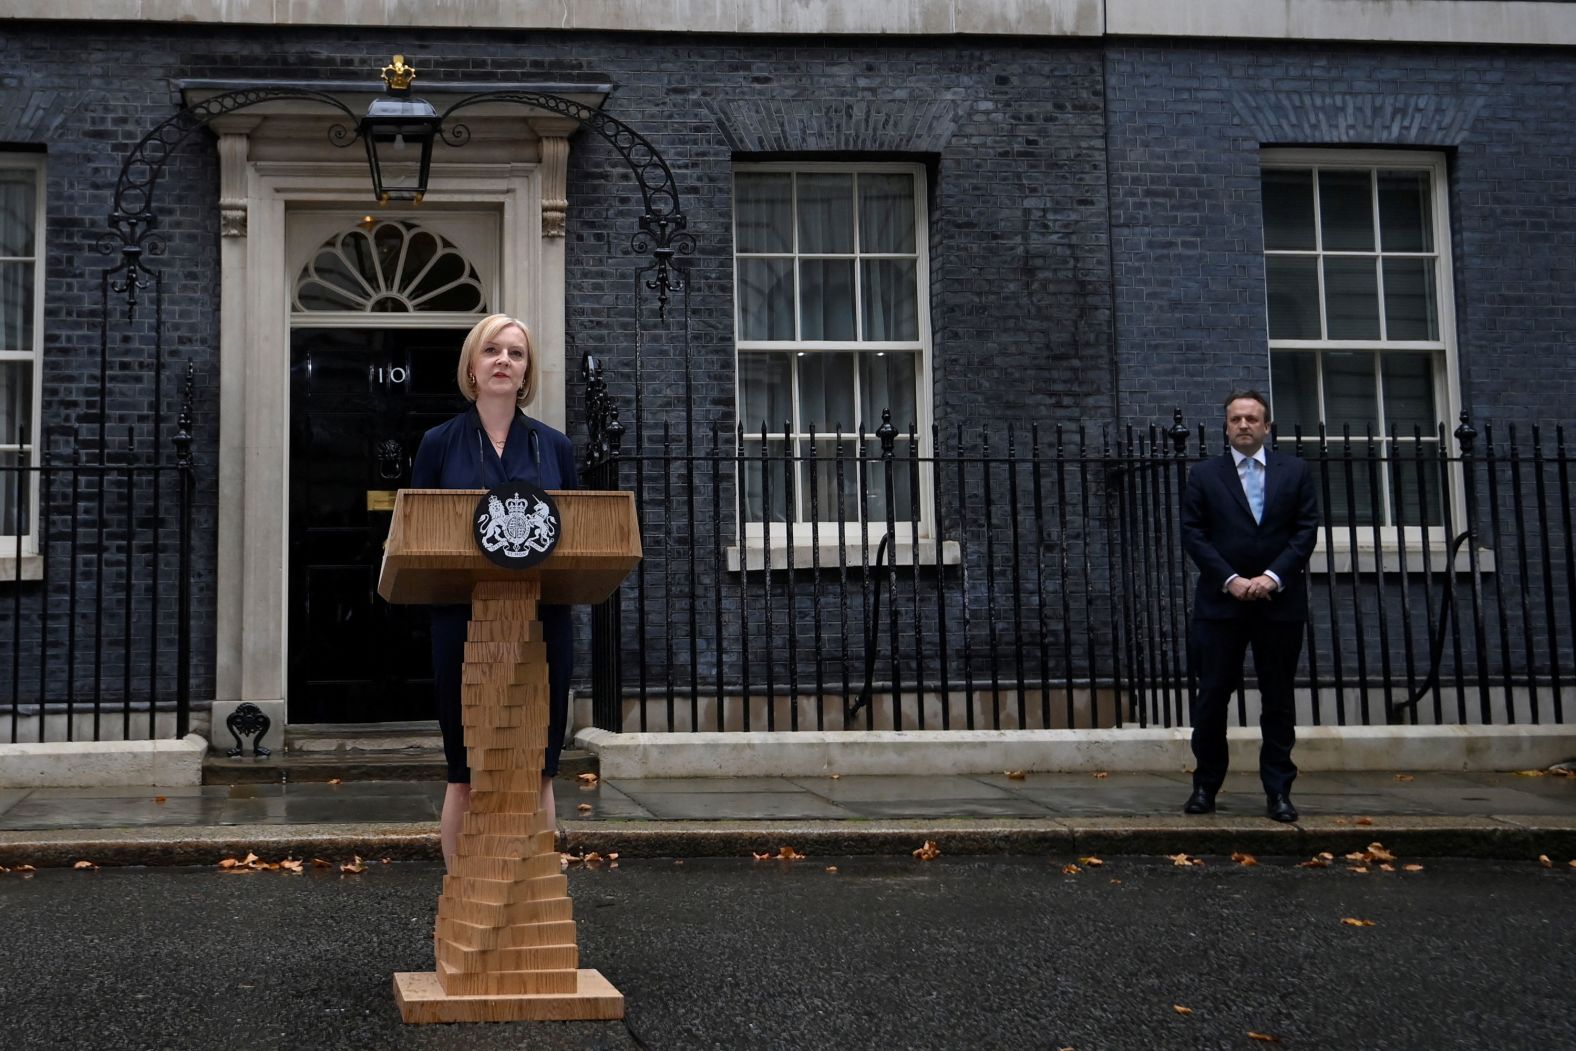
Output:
[1242, 456, 1264, 524]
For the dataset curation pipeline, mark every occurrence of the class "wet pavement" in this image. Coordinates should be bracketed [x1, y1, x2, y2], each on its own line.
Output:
[3, 768, 1574, 828]
[1, 768, 1573, 867]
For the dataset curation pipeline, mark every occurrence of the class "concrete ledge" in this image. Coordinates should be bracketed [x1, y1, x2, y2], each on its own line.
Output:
[0, 734, 207, 788]
[0, 822, 439, 869]
[8, 1, 1576, 47]
[576, 724, 1576, 779]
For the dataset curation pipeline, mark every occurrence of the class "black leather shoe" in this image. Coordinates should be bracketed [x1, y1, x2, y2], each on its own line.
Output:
[1183, 787, 1216, 815]
[1266, 794, 1299, 823]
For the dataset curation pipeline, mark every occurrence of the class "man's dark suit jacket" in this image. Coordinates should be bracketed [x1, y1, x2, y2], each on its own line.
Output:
[1180, 448, 1320, 622]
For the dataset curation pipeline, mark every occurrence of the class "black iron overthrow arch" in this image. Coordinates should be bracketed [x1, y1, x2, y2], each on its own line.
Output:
[438, 92, 694, 315]
[101, 85, 693, 318]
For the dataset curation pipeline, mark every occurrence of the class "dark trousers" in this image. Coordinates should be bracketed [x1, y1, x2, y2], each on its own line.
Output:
[1189, 617, 1303, 796]
[431, 603, 574, 783]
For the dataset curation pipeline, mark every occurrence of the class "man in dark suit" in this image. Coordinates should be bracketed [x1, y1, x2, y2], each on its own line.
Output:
[1179, 390, 1319, 822]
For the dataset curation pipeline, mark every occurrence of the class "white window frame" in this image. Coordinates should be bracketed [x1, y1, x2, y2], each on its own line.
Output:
[1260, 148, 1465, 564]
[1, 152, 44, 570]
[731, 161, 941, 566]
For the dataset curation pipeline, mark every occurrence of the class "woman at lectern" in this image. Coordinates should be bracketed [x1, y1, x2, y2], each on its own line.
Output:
[411, 313, 579, 870]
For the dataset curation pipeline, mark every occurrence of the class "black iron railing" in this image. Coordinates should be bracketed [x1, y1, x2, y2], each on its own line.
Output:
[1, 422, 196, 745]
[583, 397, 1576, 733]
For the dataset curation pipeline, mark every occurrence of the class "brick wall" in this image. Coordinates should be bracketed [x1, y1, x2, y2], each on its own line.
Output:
[1104, 38, 1576, 432]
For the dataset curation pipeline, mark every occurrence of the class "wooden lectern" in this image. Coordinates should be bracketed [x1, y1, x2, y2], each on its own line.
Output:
[376, 488, 641, 1024]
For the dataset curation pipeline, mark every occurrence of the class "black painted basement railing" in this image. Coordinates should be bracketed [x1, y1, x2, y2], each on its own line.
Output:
[582, 394, 1576, 734]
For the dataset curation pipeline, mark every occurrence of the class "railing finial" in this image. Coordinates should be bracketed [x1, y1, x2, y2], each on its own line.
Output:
[876, 408, 897, 459]
[1454, 408, 1477, 456]
[1167, 407, 1189, 455]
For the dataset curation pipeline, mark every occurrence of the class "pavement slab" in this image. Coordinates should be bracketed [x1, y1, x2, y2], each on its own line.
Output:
[611, 789, 855, 821]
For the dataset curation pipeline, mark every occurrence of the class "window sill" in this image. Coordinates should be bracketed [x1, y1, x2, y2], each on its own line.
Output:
[727, 539, 962, 573]
[1309, 543, 1495, 575]
[0, 555, 43, 582]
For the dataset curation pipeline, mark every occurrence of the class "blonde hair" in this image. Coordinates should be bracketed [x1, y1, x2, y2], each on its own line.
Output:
[456, 313, 537, 407]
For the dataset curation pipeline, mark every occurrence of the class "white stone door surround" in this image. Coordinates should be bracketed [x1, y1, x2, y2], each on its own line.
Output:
[200, 89, 597, 719]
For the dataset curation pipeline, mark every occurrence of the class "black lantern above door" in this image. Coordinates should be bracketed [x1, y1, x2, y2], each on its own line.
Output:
[358, 55, 441, 204]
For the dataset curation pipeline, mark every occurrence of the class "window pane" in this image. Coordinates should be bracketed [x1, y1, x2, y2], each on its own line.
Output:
[736, 173, 792, 254]
[739, 353, 792, 433]
[1312, 454, 1379, 526]
[1261, 169, 1316, 251]
[807, 437, 861, 522]
[797, 174, 854, 254]
[863, 437, 916, 524]
[1270, 351, 1320, 437]
[1389, 438, 1445, 527]
[741, 439, 792, 524]
[860, 259, 918, 341]
[1381, 352, 1438, 435]
[799, 259, 856, 341]
[1323, 351, 1379, 432]
[1318, 170, 1375, 251]
[798, 352, 856, 433]
[737, 258, 794, 341]
[1323, 257, 1381, 340]
[1382, 258, 1438, 341]
[0, 260, 33, 350]
[1377, 170, 1433, 253]
[0, 360, 31, 447]
[0, 172, 36, 257]
[858, 351, 918, 432]
[0, 448, 25, 533]
[858, 173, 916, 253]
[1265, 256, 1321, 339]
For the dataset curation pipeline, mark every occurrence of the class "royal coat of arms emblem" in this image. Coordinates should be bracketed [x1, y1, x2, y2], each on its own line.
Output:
[472, 483, 560, 569]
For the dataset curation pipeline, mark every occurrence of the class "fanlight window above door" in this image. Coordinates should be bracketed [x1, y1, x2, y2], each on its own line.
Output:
[293, 219, 488, 313]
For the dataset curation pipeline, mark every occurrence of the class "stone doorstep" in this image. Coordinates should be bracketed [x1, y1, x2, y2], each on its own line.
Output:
[577, 725, 1576, 780]
[0, 734, 208, 789]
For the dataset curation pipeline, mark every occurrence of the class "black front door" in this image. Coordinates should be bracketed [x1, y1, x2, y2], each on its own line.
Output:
[288, 327, 467, 723]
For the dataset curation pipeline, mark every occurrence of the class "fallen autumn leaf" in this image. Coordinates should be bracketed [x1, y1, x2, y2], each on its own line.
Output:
[72, 860, 97, 870]
[1247, 1032, 1280, 1043]
[1341, 917, 1376, 927]
[1172, 1004, 1193, 1015]
[1005, 770, 1027, 780]
[1232, 852, 1259, 867]
[913, 840, 942, 861]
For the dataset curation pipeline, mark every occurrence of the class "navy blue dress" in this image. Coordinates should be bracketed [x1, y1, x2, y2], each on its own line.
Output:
[410, 405, 579, 782]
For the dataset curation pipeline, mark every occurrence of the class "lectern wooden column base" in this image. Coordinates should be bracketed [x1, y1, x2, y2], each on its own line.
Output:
[378, 490, 643, 1027]
[393, 968, 623, 1024]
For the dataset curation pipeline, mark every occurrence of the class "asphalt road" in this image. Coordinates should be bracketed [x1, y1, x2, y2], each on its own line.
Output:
[1, 852, 1572, 1050]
